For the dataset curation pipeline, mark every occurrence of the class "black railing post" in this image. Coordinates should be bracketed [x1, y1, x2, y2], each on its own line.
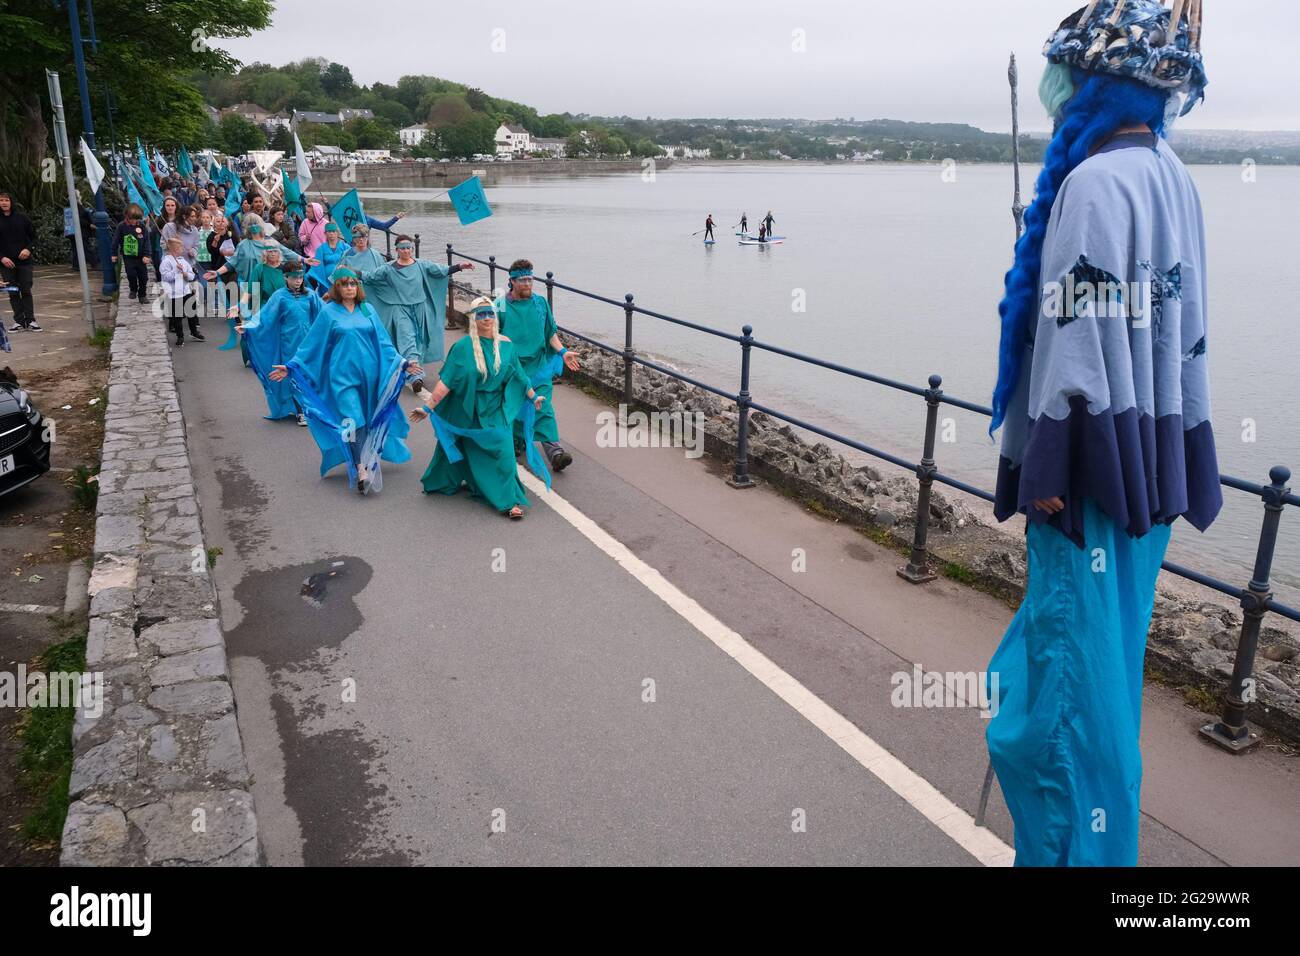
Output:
[488, 255, 497, 293]
[414, 233, 421, 258]
[623, 293, 635, 405]
[545, 271, 555, 311]
[727, 324, 756, 489]
[898, 374, 943, 584]
[385, 229, 391, 259]
[445, 243, 456, 329]
[1201, 465, 1292, 753]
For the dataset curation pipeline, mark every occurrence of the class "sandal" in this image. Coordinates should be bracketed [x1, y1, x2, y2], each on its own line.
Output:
[506, 506, 524, 520]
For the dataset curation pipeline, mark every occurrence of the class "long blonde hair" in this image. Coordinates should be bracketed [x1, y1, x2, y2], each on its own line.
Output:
[467, 296, 501, 380]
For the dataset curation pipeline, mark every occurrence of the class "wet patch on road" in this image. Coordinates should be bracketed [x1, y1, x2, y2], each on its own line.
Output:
[212, 456, 271, 559]
[226, 556, 414, 863]
[843, 541, 879, 563]
[270, 692, 414, 866]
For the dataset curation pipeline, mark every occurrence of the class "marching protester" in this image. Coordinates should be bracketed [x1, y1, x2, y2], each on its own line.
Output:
[269, 267, 418, 495]
[270, 206, 299, 253]
[359, 234, 472, 393]
[150, 196, 179, 282]
[206, 215, 309, 359]
[239, 258, 322, 426]
[986, 0, 1218, 868]
[340, 223, 385, 275]
[161, 203, 202, 272]
[159, 235, 201, 345]
[206, 213, 239, 328]
[298, 201, 329, 258]
[494, 259, 581, 472]
[306, 221, 348, 293]
[0, 191, 39, 332]
[111, 203, 152, 305]
[410, 296, 548, 519]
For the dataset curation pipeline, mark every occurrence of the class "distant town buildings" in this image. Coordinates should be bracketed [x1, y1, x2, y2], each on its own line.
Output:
[657, 144, 711, 159]
[533, 137, 567, 157]
[399, 123, 428, 146]
[291, 108, 379, 130]
[495, 123, 531, 157]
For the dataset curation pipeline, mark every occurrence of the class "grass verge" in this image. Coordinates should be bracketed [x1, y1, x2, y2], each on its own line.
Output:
[17, 625, 87, 846]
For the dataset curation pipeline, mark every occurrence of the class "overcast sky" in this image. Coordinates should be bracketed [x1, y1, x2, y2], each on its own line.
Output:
[215, 0, 1297, 131]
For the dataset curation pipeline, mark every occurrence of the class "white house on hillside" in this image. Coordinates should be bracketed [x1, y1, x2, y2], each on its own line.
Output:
[534, 137, 567, 157]
[399, 124, 428, 147]
[495, 123, 531, 156]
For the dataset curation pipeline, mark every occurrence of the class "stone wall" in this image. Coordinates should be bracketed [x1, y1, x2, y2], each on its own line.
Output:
[309, 157, 668, 191]
[60, 297, 259, 866]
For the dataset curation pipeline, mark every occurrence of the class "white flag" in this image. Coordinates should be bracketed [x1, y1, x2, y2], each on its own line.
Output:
[293, 132, 313, 193]
[79, 137, 105, 195]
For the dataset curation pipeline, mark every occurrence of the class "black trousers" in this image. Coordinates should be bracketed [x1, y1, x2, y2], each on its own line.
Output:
[2, 260, 35, 326]
[164, 293, 200, 340]
[122, 259, 148, 298]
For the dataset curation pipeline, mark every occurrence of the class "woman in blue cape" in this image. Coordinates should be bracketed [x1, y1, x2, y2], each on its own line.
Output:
[239, 258, 322, 425]
[269, 267, 421, 495]
[205, 214, 311, 356]
[306, 222, 349, 294]
[361, 235, 474, 392]
[340, 223, 387, 277]
[409, 297, 548, 518]
[986, 0, 1218, 867]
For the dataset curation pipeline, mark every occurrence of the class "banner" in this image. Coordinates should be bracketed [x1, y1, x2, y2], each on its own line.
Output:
[79, 137, 105, 195]
[448, 176, 492, 225]
[329, 188, 367, 237]
[293, 132, 313, 193]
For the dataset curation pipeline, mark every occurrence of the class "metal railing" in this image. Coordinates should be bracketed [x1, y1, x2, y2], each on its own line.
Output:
[447, 243, 1295, 752]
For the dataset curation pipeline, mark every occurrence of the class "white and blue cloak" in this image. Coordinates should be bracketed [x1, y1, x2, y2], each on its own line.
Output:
[994, 132, 1222, 546]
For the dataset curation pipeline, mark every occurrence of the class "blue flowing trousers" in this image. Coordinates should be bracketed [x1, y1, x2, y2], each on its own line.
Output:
[986, 498, 1171, 866]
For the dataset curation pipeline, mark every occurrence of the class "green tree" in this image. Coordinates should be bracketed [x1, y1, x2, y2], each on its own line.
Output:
[440, 114, 496, 159]
[321, 62, 355, 97]
[427, 92, 473, 129]
[217, 114, 266, 154]
[268, 125, 292, 152]
[0, 0, 273, 167]
[345, 117, 395, 150]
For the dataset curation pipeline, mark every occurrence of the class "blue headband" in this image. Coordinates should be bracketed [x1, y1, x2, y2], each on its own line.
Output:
[509, 268, 533, 279]
[332, 267, 359, 281]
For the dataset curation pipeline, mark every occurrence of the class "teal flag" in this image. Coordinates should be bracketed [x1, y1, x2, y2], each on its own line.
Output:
[123, 167, 148, 213]
[207, 155, 221, 179]
[136, 139, 160, 193]
[224, 175, 243, 217]
[125, 162, 162, 216]
[330, 188, 367, 237]
[282, 167, 304, 218]
[448, 176, 492, 225]
[178, 146, 194, 179]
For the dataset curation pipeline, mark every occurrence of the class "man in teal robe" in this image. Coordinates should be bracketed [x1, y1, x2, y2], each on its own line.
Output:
[362, 235, 474, 392]
[494, 258, 581, 472]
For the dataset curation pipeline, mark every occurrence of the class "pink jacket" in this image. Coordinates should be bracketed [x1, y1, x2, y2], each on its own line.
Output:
[298, 202, 328, 258]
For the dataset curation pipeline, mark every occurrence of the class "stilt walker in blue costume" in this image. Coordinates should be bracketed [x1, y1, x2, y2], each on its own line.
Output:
[409, 297, 551, 519]
[361, 234, 474, 393]
[239, 259, 322, 425]
[494, 259, 581, 472]
[340, 223, 387, 277]
[269, 268, 420, 495]
[987, 0, 1219, 867]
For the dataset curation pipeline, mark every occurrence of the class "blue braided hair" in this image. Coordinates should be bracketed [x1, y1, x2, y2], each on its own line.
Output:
[989, 69, 1172, 435]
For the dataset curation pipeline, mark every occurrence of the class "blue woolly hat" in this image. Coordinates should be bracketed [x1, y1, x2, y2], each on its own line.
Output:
[1045, 0, 1207, 115]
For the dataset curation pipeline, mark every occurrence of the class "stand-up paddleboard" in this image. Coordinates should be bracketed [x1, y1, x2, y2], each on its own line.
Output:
[704, 238, 716, 245]
[739, 237, 784, 245]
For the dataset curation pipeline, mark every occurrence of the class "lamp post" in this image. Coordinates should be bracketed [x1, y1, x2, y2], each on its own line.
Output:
[65, 0, 117, 295]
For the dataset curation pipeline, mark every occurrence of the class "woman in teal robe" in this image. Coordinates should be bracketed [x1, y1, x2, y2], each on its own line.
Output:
[494, 262, 581, 470]
[206, 216, 308, 353]
[240, 261, 322, 422]
[306, 223, 348, 294]
[410, 298, 547, 518]
[270, 268, 420, 495]
[362, 236, 474, 386]
[340, 224, 387, 277]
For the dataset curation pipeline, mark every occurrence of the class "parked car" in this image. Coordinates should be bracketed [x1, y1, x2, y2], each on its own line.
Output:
[0, 370, 51, 498]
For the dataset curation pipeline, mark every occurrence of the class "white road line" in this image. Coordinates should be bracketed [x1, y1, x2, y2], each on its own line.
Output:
[519, 469, 1015, 867]
[0, 602, 61, 615]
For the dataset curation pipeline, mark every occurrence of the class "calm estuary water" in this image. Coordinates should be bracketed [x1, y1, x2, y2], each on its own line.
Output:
[357, 161, 1300, 605]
